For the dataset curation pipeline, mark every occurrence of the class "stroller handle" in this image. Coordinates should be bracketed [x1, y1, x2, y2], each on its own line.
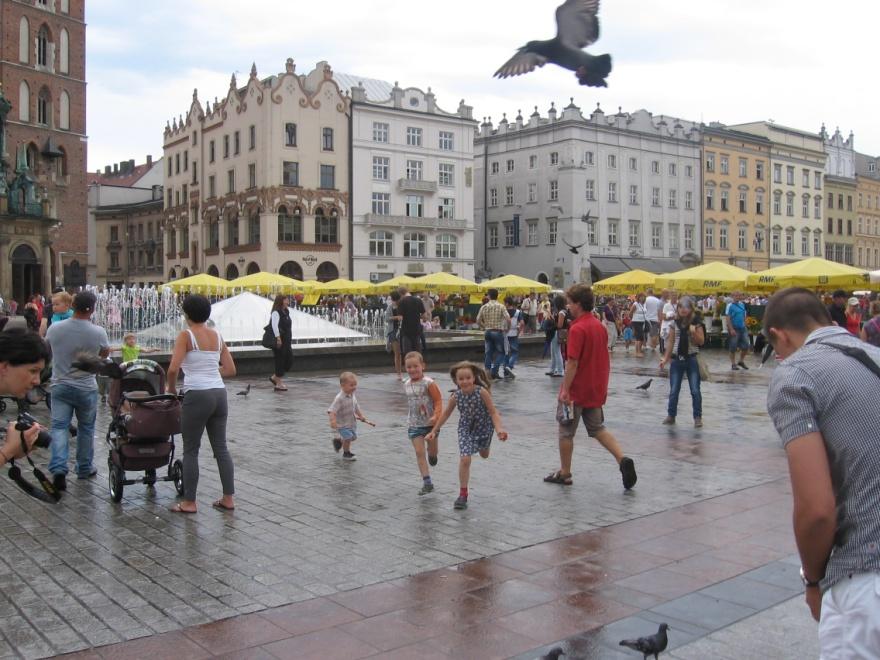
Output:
[121, 393, 182, 404]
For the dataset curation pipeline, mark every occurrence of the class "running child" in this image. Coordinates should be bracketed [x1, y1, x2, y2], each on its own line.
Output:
[112, 332, 160, 362]
[327, 371, 374, 461]
[403, 352, 443, 495]
[426, 361, 508, 510]
[621, 311, 634, 352]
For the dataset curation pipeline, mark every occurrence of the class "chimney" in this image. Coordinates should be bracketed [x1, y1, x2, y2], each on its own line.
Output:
[146, 155, 152, 167]
[129, 159, 135, 171]
[104, 165, 111, 175]
[113, 163, 118, 174]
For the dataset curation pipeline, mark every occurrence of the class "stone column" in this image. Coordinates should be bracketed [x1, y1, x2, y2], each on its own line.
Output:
[0, 237, 10, 300]
[41, 239, 52, 294]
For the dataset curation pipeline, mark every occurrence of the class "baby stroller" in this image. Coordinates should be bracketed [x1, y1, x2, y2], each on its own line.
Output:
[105, 359, 183, 502]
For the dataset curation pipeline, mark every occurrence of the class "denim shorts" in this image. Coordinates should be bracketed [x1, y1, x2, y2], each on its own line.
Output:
[407, 425, 434, 441]
[337, 426, 357, 442]
[728, 329, 750, 352]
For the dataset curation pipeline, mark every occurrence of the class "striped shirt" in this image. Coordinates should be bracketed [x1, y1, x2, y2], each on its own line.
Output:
[476, 300, 510, 331]
[767, 325, 880, 590]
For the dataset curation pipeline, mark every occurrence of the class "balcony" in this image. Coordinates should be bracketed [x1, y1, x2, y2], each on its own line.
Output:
[107, 240, 122, 249]
[277, 241, 341, 253]
[363, 214, 467, 230]
[397, 178, 437, 193]
[204, 247, 220, 256]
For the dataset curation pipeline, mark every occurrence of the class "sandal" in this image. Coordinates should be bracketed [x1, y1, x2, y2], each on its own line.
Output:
[273, 385, 288, 392]
[543, 471, 573, 485]
[170, 503, 196, 514]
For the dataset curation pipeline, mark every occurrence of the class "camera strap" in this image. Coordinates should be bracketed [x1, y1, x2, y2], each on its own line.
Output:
[6, 436, 61, 503]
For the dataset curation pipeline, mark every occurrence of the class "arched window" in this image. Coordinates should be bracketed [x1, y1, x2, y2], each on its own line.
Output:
[25, 143, 39, 171]
[18, 17, 29, 63]
[168, 268, 177, 281]
[368, 230, 393, 257]
[37, 86, 51, 125]
[403, 232, 427, 258]
[226, 210, 239, 246]
[168, 228, 177, 255]
[181, 267, 190, 278]
[277, 205, 302, 242]
[225, 263, 239, 280]
[59, 28, 69, 73]
[279, 261, 303, 280]
[206, 264, 219, 277]
[246, 261, 260, 275]
[18, 81, 29, 121]
[247, 209, 260, 244]
[435, 233, 457, 258]
[314, 207, 338, 244]
[316, 261, 338, 282]
[37, 25, 50, 68]
[536, 272, 549, 284]
[59, 90, 69, 129]
[56, 146, 67, 178]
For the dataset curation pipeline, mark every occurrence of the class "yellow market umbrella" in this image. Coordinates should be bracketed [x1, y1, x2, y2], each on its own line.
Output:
[593, 270, 657, 296]
[163, 273, 231, 295]
[745, 257, 870, 292]
[370, 274, 419, 295]
[313, 278, 372, 295]
[654, 262, 751, 295]
[415, 272, 481, 294]
[228, 272, 313, 295]
[480, 274, 551, 296]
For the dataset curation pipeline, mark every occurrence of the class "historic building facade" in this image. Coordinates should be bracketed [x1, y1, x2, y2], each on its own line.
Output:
[475, 102, 702, 287]
[822, 127, 856, 265]
[0, 0, 86, 300]
[701, 124, 772, 270]
[348, 79, 476, 282]
[855, 152, 880, 270]
[728, 122, 826, 266]
[163, 60, 350, 282]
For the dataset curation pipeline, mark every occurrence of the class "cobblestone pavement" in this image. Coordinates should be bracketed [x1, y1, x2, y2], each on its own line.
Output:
[0, 346, 805, 658]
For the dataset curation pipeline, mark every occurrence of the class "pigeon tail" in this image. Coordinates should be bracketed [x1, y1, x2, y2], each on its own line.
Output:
[576, 53, 612, 87]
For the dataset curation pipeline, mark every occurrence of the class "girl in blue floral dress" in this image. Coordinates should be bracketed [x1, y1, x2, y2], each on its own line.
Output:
[426, 361, 508, 510]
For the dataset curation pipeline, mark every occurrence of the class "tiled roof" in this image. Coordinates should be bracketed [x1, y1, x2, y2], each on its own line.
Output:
[88, 163, 154, 188]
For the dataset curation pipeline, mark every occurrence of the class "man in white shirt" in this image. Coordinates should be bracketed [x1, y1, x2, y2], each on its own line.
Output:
[521, 292, 539, 334]
[644, 288, 662, 352]
[660, 290, 678, 353]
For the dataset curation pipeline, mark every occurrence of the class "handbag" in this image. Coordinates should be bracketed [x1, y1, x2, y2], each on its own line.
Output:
[696, 352, 711, 382]
[261, 323, 275, 349]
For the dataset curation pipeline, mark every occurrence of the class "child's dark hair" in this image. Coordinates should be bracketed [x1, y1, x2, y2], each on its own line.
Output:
[182, 294, 212, 323]
[449, 361, 491, 390]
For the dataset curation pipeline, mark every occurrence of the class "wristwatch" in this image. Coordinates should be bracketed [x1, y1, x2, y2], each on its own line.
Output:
[800, 567, 821, 588]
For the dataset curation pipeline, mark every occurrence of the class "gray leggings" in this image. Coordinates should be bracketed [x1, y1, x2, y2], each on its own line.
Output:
[181, 388, 234, 501]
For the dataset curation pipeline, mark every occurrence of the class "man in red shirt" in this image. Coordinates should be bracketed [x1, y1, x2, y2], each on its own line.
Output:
[545, 284, 637, 489]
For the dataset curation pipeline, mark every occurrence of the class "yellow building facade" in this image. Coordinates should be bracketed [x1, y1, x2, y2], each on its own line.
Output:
[823, 177, 856, 265]
[855, 157, 880, 270]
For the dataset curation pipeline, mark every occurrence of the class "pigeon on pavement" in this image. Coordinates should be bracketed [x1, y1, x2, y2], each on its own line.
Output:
[494, 0, 612, 87]
[635, 378, 653, 391]
[235, 384, 251, 396]
[619, 623, 669, 659]
[540, 647, 564, 660]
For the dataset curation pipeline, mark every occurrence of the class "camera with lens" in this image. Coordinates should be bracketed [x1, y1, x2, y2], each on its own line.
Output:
[15, 411, 51, 448]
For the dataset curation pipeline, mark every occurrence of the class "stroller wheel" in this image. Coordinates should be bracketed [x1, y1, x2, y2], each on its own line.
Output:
[171, 459, 184, 496]
[109, 463, 124, 503]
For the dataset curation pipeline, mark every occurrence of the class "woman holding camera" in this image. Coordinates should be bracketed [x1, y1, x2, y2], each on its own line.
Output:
[0, 330, 51, 466]
[659, 297, 705, 428]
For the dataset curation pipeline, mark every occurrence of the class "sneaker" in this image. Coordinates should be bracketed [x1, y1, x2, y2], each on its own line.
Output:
[332, 436, 343, 453]
[419, 483, 434, 495]
[52, 473, 67, 491]
[731, 364, 740, 371]
[490, 372, 501, 380]
[662, 416, 676, 425]
[453, 496, 468, 510]
[619, 457, 637, 490]
[342, 452, 356, 461]
[694, 417, 703, 428]
[504, 368, 515, 379]
[77, 468, 98, 480]
[737, 361, 749, 370]
[428, 454, 438, 467]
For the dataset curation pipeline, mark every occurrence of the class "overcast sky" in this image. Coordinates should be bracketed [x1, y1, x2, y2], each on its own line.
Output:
[86, 0, 877, 172]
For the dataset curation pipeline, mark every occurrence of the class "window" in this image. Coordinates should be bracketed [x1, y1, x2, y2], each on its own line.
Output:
[192, 132, 197, 147]
[629, 157, 638, 171]
[786, 194, 794, 216]
[584, 151, 594, 165]
[208, 175, 215, 197]
[802, 233, 809, 255]
[372, 122, 388, 143]
[630, 185, 639, 205]
[772, 230, 780, 254]
[738, 226, 747, 251]
[436, 234, 457, 258]
[315, 208, 338, 244]
[192, 160, 198, 184]
[720, 190, 729, 212]
[406, 160, 423, 181]
[249, 125, 256, 150]
[739, 158, 747, 177]
[705, 224, 715, 249]
[786, 232, 794, 255]
[503, 222, 515, 247]
[223, 135, 230, 158]
[550, 152, 559, 165]
[234, 131, 240, 155]
[607, 154, 617, 169]
[668, 189, 677, 209]
[754, 228, 764, 251]
[439, 197, 455, 218]
[505, 185, 514, 205]
[586, 219, 596, 245]
[248, 211, 260, 244]
[322, 127, 334, 151]
[684, 225, 694, 251]
[403, 232, 426, 257]
[685, 191, 693, 210]
[827, 217, 834, 234]
[278, 206, 302, 243]
[652, 160, 660, 174]
[371, 192, 390, 215]
[585, 180, 595, 201]
[528, 182, 537, 203]
[651, 187, 660, 206]
[320, 164, 335, 189]
[786, 166, 794, 185]
[838, 218, 843, 235]
[547, 219, 557, 245]
[209, 140, 215, 163]
[629, 221, 641, 247]
[439, 131, 454, 150]
[773, 163, 782, 183]
[227, 212, 239, 246]
[756, 161, 764, 180]
[285, 123, 297, 147]
[18, 17, 28, 64]
[37, 87, 50, 125]
[669, 163, 677, 177]
[175, 153, 180, 175]
[550, 180, 559, 201]
[506, 159, 514, 173]
[439, 163, 454, 186]
[685, 164, 693, 178]
[59, 28, 69, 73]
[529, 155, 537, 169]
[227, 169, 235, 193]
[248, 163, 256, 189]
[848, 196, 853, 212]
[756, 191, 764, 215]
[488, 224, 499, 248]
[736, 191, 745, 213]
[815, 172, 822, 189]
[802, 169, 809, 187]
[802, 196, 809, 218]
[490, 188, 498, 207]
[706, 187, 714, 210]
[110, 252, 119, 269]
[651, 224, 662, 249]
[608, 220, 618, 246]
[369, 230, 393, 257]
[406, 127, 422, 146]
[283, 161, 299, 186]
[669, 224, 679, 251]
[37, 25, 49, 68]
[720, 156, 729, 175]
[527, 222, 539, 246]
[773, 192, 782, 215]
[706, 153, 715, 172]
[405, 195, 423, 217]
[491, 162, 499, 175]
[719, 224, 728, 249]
[607, 182, 617, 203]
[372, 156, 389, 180]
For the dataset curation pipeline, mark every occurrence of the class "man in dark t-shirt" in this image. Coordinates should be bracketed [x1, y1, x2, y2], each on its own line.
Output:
[827, 290, 847, 328]
[397, 287, 425, 354]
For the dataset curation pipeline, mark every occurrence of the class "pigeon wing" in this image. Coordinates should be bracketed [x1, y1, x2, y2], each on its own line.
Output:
[494, 49, 547, 78]
[555, 0, 600, 49]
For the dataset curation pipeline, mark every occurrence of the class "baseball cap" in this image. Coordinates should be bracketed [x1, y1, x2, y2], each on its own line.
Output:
[848, 297, 859, 306]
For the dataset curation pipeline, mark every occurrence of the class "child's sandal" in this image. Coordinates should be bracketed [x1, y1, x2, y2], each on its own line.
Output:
[543, 471, 573, 485]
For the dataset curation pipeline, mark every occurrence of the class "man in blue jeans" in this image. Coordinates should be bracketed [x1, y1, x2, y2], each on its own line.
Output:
[476, 288, 510, 379]
[725, 291, 750, 370]
[45, 292, 110, 491]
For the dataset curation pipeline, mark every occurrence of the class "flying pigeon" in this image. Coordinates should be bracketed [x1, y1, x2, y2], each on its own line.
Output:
[619, 623, 669, 659]
[562, 238, 586, 255]
[635, 378, 652, 391]
[494, 0, 612, 88]
[235, 384, 251, 396]
[580, 211, 592, 223]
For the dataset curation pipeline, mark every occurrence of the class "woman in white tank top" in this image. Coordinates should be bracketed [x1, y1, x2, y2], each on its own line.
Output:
[166, 294, 237, 514]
